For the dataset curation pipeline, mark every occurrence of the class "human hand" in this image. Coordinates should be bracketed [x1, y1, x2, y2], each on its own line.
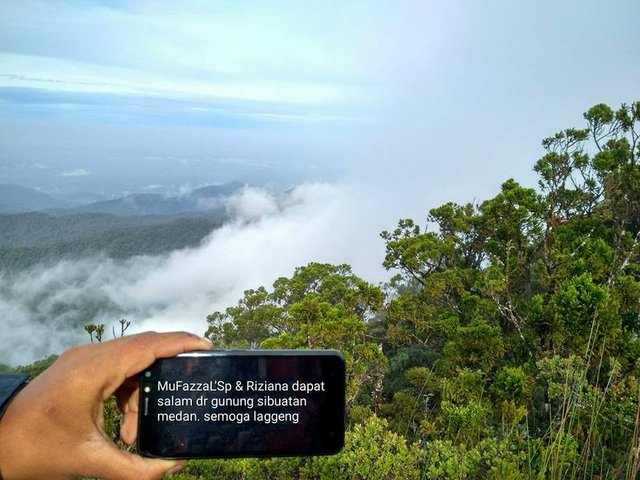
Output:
[0, 331, 212, 480]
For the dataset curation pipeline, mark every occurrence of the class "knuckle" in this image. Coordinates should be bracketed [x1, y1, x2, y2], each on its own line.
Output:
[122, 333, 159, 363]
[127, 331, 161, 352]
[136, 330, 159, 339]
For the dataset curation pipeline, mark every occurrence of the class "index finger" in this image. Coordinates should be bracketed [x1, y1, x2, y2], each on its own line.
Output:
[101, 331, 212, 397]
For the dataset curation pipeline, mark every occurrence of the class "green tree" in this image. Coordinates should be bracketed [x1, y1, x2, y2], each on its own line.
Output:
[206, 263, 387, 407]
[377, 101, 640, 478]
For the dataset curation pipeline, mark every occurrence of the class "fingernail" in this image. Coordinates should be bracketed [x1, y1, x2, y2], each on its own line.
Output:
[166, 462, 185, 476]
[203, 337, 213, 347]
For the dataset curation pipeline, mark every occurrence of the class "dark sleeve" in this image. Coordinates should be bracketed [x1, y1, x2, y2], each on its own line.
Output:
[0, 374, 29, 418]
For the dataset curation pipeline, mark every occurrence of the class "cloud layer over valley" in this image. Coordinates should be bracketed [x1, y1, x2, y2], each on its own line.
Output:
[0, 184, 402, 365]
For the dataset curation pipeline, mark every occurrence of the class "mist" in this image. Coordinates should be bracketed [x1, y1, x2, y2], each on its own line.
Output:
[0, 183, 403, 365]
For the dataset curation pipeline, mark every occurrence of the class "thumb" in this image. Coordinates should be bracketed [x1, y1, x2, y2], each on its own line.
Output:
[80, 441, 185, 480]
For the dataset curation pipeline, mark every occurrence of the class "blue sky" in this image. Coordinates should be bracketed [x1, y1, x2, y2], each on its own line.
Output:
[0, 1, 381, 124]
[0, 0, 638, 198]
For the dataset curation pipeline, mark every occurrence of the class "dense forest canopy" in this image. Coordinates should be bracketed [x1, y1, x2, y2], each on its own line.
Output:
[11, 101, 640, 479]
[0, 211, 225, 270]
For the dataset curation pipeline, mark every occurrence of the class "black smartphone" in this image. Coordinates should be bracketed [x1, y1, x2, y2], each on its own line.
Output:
[137, 350, 345, 458]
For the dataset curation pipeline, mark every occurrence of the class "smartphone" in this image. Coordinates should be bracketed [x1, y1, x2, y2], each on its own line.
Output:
[137, 350, 345, 458]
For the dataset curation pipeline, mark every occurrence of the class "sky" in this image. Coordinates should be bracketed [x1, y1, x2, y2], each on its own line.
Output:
[0, 0, 391, 195]
[0, 0, 636, 197]
[0, 0, 639, 364]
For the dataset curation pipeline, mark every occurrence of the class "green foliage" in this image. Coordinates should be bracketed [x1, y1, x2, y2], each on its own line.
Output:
[492, 366, 527, 402]
[442, 319, 505, 372]
[303, 415, 422, 479]
[206, 263, 387, 406]
[381, 347, 439, 399]
[0, 211, 223, 270]
[13, 354, 58, 378]
[422, 437, 528, 480]
[550, 273, 610, 354]
[84, 323, 106, 343]
[206, 287, 282, 349]
[175, 416, 422, 480]
[374, 101, 640, 479]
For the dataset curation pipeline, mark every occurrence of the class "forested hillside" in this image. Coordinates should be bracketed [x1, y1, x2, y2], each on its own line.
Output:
[12, 101, 640, 479]
[72, 182, 242, 216]
[0, 211, 225, 270]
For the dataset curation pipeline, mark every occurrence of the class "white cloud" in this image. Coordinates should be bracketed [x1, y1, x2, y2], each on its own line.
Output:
[59, 168, 90, 177]
[0, 53, 361, 106]
[225, 186, 279, 221]
[0, 183, 399, 366]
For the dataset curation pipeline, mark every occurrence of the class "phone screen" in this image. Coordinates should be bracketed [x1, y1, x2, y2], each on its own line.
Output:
[137, 350, 345, 458]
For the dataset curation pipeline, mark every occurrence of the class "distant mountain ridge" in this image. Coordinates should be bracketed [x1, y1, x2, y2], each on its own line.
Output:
[0, 182, 243, 215]
[0, 182, 243, 269]
[0, 184, 73, 212]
